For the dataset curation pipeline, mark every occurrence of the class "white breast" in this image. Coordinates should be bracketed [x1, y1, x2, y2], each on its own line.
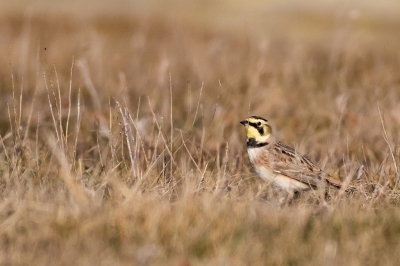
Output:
[247, 148, 310, 192]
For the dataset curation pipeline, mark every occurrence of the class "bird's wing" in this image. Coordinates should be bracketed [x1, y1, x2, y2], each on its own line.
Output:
[269, 141, 342, 189]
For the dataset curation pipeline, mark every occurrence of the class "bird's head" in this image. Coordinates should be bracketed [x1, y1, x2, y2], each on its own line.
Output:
[240, 116, 272, 146]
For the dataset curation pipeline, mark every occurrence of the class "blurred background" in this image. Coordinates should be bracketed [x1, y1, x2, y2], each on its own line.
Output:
[1, 0, 400, 116]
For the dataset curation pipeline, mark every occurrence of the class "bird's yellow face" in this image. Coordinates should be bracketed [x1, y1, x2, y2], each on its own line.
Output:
[240, 116, 272, 146]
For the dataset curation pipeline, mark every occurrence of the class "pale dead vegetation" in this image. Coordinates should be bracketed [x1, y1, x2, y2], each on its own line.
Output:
[1, 0, 400, 265]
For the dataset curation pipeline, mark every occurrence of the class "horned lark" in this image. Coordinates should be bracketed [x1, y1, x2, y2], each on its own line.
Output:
[240, 116, 342, 194]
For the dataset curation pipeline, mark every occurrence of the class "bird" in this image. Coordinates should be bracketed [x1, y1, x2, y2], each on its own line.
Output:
[240, 116, 342, 196]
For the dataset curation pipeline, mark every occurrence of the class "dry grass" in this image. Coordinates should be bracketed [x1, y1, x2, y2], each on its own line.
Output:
[1, 0, 400, 265]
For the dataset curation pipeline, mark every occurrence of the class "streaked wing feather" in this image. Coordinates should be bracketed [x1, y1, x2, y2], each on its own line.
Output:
[269, 141, 340, 188]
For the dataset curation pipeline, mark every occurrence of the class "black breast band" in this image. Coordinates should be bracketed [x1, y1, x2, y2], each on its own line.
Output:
[247, 138, 269, 148]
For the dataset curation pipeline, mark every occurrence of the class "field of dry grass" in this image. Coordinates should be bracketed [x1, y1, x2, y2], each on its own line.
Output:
[1, 0, 400, 265]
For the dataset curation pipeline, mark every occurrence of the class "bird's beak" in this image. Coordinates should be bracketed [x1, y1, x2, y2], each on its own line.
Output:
[240, 120, 248, 126]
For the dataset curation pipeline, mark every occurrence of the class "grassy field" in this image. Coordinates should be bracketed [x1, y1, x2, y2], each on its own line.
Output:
[1, 0, 400, 265]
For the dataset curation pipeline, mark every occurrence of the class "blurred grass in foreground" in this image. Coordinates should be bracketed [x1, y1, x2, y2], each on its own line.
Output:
[1, 0, 400, 265]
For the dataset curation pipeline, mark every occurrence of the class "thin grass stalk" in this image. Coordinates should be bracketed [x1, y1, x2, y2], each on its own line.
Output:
[53, 64, 65, 152]
[43, 71, 61, 149]
[72, 88, 81, 171]
[66, 57, 74, 145]
[116, 100, 136, 181]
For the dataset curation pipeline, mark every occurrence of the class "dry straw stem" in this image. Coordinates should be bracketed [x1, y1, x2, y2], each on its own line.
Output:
[377, 104, 398, 180]
[1, 0, 400, 265]
[115, 100, 136, 181]
[66, 57, 74, 145]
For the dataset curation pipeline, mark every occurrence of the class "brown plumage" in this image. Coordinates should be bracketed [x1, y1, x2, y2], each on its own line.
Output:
[240, 116, 342, 193]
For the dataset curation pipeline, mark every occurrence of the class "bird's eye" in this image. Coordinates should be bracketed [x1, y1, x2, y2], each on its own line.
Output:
[257, 122, 261, 127]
